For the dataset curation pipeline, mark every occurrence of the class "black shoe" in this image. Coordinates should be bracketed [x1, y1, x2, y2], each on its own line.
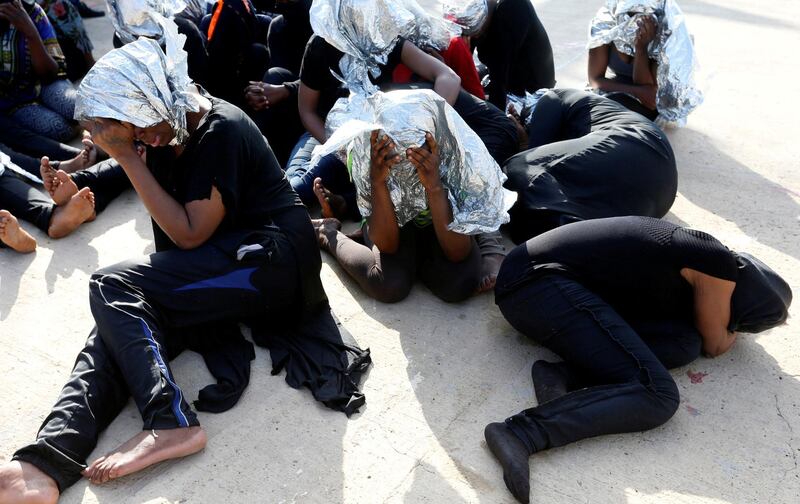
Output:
[77, 1, 105, 18]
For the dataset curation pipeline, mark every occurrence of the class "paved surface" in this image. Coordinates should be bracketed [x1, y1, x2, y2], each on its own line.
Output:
[1, 1, 798, 502]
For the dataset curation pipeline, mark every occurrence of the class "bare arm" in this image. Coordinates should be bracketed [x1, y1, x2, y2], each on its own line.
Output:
[298, 83, 328, 143]
[92, 120, 226, 250]
[366, 131, 402, 253]
[400, 41, 461, 105]
[588, 45, 656, 110]
[407, 133, 472, 262]
[683, 268, 737, 357]
[0, 1, 58, 79]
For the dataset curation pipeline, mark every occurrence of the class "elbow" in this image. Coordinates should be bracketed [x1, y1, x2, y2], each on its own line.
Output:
[173, 232, 208, 250]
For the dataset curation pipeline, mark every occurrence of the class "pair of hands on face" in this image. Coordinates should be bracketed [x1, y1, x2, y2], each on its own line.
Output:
[370, 130, 442, 193]
[0, 0, 37, 39]
[244, 81, 289, 111]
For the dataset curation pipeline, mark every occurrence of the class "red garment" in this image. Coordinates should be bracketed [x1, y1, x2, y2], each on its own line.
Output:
[391, 37, 486, 100]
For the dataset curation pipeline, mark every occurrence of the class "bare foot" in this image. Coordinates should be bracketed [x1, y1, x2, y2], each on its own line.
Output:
[0, 461, 58, 504]
[485, 422, 531, 503]
[39, 157, 57, 198]
[48, 187, 95, 239]
[476, 253, 505, 294]
[51, 170, 79, 206]
[84, 426, 206, 484]
[0, 210, 37, 253]
[58, 140, 94, 175]
[311, 217, 341, 251]
[313, 177, 348, 219]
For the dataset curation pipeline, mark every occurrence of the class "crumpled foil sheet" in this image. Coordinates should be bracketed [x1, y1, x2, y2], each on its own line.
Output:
[441, 0, 488, 36]
[311, 89, 514, 234]
[107, 0, 187, 44]
[180, 0, 214, 22]
[74, 14, 200, 144]
[310, 0, 457, 93]
[587, 0, 702, 125]
[506, 89, 549, 126]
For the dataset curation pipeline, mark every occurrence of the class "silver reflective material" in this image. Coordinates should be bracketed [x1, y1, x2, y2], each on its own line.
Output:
[587, 0, 702, 125]
[74, 15, 200, 144]
[506, 89, 548, 126]
[312, 89, 514, 234]
[180, 0, 214, 22]
[310, 0, 457, 92]
[442, 0, 488, 36]
[107, 0, 187, 44]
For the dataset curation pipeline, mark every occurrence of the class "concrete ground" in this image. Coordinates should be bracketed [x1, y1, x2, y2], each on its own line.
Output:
[1, 0, 798, 502]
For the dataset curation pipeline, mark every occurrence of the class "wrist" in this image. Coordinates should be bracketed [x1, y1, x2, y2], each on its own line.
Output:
[425, 183, 445, 195]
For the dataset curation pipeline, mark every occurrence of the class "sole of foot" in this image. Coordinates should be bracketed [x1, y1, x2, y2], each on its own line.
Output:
[0, 210, 37, 253]
[51, 170, 79, 206]
[0, 461, 58, 504]
[311, 217, 342, 249]
[485, 422, 531, 504]
[476, 253, 505, 294]
[84, 426, 206, 485]
[48, 187, 95, 239]
[313, 177, 348, 219]
[531, 360, 571, 405]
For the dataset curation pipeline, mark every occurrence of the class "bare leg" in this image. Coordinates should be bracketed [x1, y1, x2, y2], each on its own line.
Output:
[313, 177, 348, 219]
[0, 461, 58, 504]
[84, 426, 206, 485]
[485, 423, 531, 504]
[47, 187, 95, 239]
[0, 210, 37, 253]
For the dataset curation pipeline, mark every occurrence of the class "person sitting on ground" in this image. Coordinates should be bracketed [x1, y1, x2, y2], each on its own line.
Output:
[587, 7, 659, 120]
[485, 216, 792, 503]
[459, 0, 555, 110]
[0, 25, 351, 502]
[0, 0, 79, 143]
[39, 0, 95, 80]
[503, 88, 677, 243]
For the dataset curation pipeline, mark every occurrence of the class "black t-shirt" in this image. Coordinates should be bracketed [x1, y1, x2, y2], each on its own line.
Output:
[495, 216, 739, 322]
[147, 97, 302, 251]
[299, 35, 405, 117]
[476, 0, 555, 109]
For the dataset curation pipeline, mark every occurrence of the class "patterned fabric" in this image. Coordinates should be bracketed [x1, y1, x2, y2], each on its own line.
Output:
[0, 3, 65, 111]
[40, 0, 93, 53]
[10, 78, 76, 141]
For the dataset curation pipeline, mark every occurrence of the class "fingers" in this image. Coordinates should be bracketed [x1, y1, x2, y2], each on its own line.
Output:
[425, 132, 438, 156]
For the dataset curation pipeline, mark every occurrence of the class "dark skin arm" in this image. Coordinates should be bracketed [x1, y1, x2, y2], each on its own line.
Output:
[366, 131, 402, 254]
[90, 119, 226, 250]
[399, 41, 461, 105]
[244, 81, 291, 112]
[298, 83, 327, 143]
[681, 268, 737, 357]
[407, 133, 472, 262]
[0, 0, 58, 79]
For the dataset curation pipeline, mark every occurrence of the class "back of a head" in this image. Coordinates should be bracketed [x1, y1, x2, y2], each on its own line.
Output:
[730, 252, 792, 333]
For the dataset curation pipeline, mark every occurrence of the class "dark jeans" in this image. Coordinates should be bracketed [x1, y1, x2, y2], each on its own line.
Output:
[285, 132, 358, 219]
[13, 226, 300, 491]
[496, 274, 693, 454]
[606, 91, 659, 121]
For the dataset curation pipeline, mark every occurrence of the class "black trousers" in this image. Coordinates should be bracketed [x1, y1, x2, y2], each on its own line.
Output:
[13, 225, 301, 491]
[496, 274, 695, 454]
[251, 67, 304, 167]
[0, 116, 81, 177]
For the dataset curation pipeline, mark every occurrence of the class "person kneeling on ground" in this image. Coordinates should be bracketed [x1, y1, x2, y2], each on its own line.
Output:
[485, 216, 792, 503]
[0, 22, 348, 502]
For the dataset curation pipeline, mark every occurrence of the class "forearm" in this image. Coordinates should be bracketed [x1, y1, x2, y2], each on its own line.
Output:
[427, 185, 471, 262]
[366, 180, 400, 253]
[701, 329, 737, 358]
[590, 76, 652, 97]
[632, 50, 656, 86]
[26, 33, 58, 79]
[299, 110, 327, 143]
[116, 154, 202, 247]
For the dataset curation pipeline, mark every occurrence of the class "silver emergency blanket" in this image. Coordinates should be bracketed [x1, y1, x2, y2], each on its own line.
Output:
[310, 0, 457, 93]
[506, 89, 548, 126]
[107, 0, 187, 44]
[0, 149, 42, 184]
[74, 15, 199, 144]
[587, 0, 702, 125]
[442, 0, 488, 36]
[311, 89, 514, 234]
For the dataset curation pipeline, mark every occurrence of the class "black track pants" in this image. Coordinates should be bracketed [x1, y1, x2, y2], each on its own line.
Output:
[13, 227, 299, 491]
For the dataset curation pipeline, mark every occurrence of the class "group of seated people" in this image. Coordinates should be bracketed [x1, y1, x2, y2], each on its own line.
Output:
[0, 2, 792, 504]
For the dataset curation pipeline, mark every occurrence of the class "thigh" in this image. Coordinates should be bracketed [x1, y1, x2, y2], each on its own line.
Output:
[417, 227, 481, 302]
[95, 231, 299, 328]
[38, 79, 76, 120]
[499, 275, 671, 388]
[10, 103, 74, 143]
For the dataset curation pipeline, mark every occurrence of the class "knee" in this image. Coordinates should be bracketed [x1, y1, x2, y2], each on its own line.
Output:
[365, 267, 413, 304]
[644, 375, 681, 428]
